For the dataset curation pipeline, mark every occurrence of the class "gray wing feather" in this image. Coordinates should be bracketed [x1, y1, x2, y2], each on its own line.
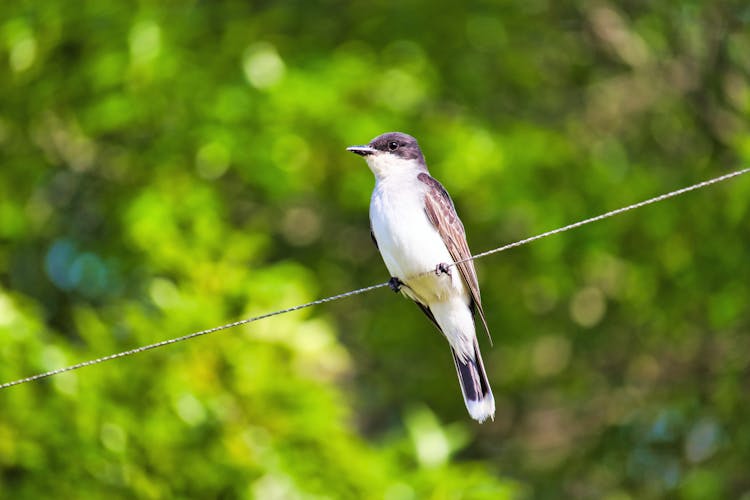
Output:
[418, 172, 492, 344]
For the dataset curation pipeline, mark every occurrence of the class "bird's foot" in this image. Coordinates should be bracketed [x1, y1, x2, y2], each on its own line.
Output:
[435, 262, 452, 276]
[388, 277, 404, 293]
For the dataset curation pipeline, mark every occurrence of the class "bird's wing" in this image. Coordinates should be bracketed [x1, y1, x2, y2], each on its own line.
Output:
[418, 172, 492, 343]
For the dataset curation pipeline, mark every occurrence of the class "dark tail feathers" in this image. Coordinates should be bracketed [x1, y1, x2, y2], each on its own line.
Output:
[451, 338, 495, 423]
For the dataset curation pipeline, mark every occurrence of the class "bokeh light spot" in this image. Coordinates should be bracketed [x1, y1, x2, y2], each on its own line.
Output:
[405, 406, 450, 468]
[10, 33, 36, 73]
[174, 393, 207, 426]
[243, 43, 285, 90]
[570, 286, 606, 328]
[532, 335, 571, 377]
[685, 418, 721, 463]
[0, 292, 19, 327]
[281, 207, 321, 247]
[196, 141, 231, 179]
[149, 278, 181, 310]
[100, 422, 127, 454]
[44, 239, 78, 291]
[69, 252, 109, 298]
[129, 20, 162, 65]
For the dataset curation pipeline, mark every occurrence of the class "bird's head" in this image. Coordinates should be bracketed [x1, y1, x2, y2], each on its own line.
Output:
[347, 132, 426, 179]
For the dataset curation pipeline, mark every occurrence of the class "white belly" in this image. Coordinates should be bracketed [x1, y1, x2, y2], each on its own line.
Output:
[370, 178, 467, 304]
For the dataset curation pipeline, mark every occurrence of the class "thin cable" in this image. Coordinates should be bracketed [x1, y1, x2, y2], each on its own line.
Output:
[0, 283, 388, 390]
[1, 167, 748, 390]
[452, 167, 750, 267]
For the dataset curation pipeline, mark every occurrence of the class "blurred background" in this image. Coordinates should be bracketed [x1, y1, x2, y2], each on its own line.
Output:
[1, 1, 749, 498]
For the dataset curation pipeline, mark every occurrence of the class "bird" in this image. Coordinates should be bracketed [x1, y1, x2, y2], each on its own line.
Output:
[347, 132, 495, 423]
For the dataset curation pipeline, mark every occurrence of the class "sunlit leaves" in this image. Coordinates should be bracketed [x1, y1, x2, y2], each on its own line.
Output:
[0, 0, 748, 498]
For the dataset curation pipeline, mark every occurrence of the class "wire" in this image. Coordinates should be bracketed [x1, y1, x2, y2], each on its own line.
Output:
[452, 167, 750, 267]
[1, 167, 748, 390]
[0, 283, 388, 390]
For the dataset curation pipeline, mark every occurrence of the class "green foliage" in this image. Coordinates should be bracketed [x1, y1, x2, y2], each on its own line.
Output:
[1, 0, 749, 498]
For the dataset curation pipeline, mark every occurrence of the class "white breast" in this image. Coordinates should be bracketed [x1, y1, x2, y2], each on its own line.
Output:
[369, 172, 467, 304]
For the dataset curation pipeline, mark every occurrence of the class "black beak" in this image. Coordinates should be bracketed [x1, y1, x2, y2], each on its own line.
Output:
[346, 145, 376, 156]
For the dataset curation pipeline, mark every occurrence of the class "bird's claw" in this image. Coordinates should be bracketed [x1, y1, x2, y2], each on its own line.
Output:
[388, 277, 404, 293]
[435, 263, 452, 276]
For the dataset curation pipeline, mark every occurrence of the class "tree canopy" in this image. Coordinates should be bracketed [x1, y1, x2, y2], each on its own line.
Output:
[1, 1, 749, 498]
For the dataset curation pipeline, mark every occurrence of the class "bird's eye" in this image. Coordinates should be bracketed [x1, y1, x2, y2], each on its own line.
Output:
[388, 141, 399, 151]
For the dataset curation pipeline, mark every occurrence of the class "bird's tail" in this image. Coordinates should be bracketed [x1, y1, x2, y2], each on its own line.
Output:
[452, 338, 495, 423]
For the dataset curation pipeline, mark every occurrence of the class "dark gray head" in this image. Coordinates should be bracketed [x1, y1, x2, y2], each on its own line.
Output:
[347, 132, 425, 161]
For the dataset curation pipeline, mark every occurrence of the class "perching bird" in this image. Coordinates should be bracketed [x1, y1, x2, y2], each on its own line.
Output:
[347, 132, 495, 423]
